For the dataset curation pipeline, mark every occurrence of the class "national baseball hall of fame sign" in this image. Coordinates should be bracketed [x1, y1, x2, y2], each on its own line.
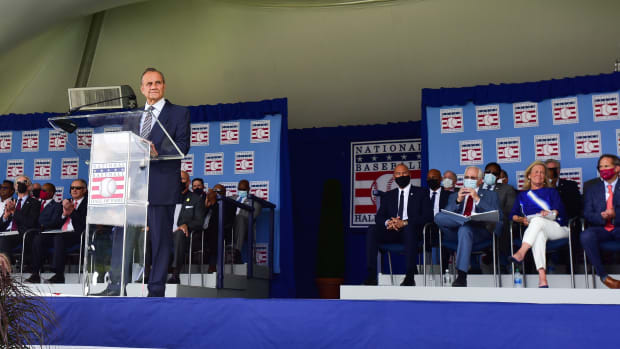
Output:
[350, 139, 421, 228]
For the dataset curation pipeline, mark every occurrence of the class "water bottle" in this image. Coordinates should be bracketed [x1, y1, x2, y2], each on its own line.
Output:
[443, 269, 453, 286]
[514, 268, 523, 288]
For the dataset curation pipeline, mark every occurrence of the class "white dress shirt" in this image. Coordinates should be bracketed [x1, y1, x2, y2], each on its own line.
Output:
[62, 197, 84, 232]
[140, 98, 166, 135]
[604, 177, 618, 201]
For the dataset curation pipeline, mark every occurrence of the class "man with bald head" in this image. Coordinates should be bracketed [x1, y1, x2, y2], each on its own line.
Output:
[364, 164, 433, 286]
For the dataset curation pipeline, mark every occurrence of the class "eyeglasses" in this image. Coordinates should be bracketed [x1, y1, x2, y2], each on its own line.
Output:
[70, 186, 85, 190]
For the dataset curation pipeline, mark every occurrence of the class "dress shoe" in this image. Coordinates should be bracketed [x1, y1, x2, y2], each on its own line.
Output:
[508, 256, 523, 264]
[363, 276, 378, 286]
[538, 285, 549, 288]
[46, 274, 65, 284]
[602, 276, 620, 289]
[24, 273, 41, 283]
[91, 287, 121, 296]
[452, 276, 467, 287]
[400, 274, 416, 286]
[167, 275, 180, 284]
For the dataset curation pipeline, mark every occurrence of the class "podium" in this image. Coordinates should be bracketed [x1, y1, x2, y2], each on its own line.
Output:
[49, 110, 184, 296]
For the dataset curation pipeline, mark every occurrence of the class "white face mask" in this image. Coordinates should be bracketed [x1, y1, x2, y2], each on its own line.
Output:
[441, 178, 454, 188]
[496, 178, 504, 184]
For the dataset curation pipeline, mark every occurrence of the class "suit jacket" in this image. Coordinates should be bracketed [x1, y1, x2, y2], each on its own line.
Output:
[584, 179, 620, 227]
[0, 196, 40, 234]
[444, 188, 502, 235]
[125, 100, 191, 206]
[375, 185, 433, 229]
[204, 201, 236, 237]
[481, 183, 515, 236]
[556, 178, 582, 219]
[39, 200, 64, 231]
[66, 198, 88, 234]
[427, 187, 450, 216]
[177, 191, 207, 233]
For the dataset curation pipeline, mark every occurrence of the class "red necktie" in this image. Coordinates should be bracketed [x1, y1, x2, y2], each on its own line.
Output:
[62, 201, 78, 231]
[463, 196, 473, 217]
[10, 199, 22, 231]
[40, 201, 45, 212]
[605, 185, 614, 231]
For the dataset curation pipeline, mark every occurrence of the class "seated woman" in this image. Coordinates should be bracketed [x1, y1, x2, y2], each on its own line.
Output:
[509, 161, 568, 288]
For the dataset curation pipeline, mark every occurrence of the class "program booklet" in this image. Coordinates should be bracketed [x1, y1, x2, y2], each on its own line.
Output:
[440, 209, 500, 224]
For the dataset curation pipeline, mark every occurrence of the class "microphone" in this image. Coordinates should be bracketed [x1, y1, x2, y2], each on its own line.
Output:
[67, 94, 137, 116]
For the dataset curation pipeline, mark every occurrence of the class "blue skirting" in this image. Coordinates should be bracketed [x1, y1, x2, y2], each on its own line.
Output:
[43, 297, 617, 348]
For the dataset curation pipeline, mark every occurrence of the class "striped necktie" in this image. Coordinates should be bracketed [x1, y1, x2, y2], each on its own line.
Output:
[141, 106, 155, 139]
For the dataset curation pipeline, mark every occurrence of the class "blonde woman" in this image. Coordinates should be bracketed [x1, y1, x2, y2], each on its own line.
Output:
[509, 161, 568, 288]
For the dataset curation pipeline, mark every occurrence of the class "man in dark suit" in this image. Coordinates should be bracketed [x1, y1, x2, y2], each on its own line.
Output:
[434, 166, 501, 287]
[27, 183, 64, 283]
[545, 159, 582, 219]
[581, 154, 620, 289]
[0, 176, 40, 269]
[130, 68, 190, 297]
[203, 184, 236, 273]
[231, 179, 262, 260]
[168, 171, 206, 284]
[364, 164, 433, 286]
[427, 169, 450, 216]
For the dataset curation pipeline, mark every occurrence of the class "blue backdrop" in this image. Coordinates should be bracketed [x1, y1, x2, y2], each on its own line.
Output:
[0, 98, 295, 298]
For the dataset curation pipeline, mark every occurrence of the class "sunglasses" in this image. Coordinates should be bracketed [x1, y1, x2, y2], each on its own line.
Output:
[70, 186, 85, 190]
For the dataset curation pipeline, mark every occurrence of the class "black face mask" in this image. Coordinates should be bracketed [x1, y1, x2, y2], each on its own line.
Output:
[427, 179, 441, 190]
[32, 188, 41, 198]
[180, 181, 187, 192]
[193, 188, 204, 196]
[548, 168, 559, 179]
[17, 182, 28, 194]
[395, 175, 411, 188]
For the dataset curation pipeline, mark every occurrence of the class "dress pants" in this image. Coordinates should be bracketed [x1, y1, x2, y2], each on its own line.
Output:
[31, 231, 81, 275]
[580, 226, 620, 280]
[521, 217, 568, 270]
[434, 212, 492, 273]
[366, 223, 419, 276]
[147, 205, 175, 297]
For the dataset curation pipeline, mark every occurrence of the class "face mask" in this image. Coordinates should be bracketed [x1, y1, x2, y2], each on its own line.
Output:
[193, 188, 204, 196]
[496, 178, 504, 184]
[39, 191, 52, 200]
[238, 190, 248, 199]
[441, 178, 454, 188]
[17, 182, 28, 194]
[548, 168, 559, 179]
[394, 175, 411, 188]
[600, 168, 616, 181]
[463, 178, 478, 189]
[180, 181, 187, 192]
[483, 173, 496, 186]
[427, 179, 441, 190]
[32, 188, 41, 198]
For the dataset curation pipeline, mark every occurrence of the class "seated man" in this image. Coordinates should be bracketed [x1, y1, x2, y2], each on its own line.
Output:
[581, 154, 620, 289]
[192, 177, 206, 199]
[203, 184, 236, 273]
[545, 159, 582, 219]
[0, 180, 15, 214]
[27, 183, 64, 283]
[434, 166, 501, 287]
[0, 176, 40, 266]
[168, 171, 206, 284]
[442, 170, 458, 193]
[231, 179, 262, 260]
[364, 164, 433, 286]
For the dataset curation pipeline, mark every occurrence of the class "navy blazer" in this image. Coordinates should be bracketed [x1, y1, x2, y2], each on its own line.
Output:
[444, 188, 503, 235]
[584, 179, 620, 227]
[39, 200, 64, 231]
[125, 100, 191, 206]
[0, 196, 40, 234]
[375, 185, 433, 229]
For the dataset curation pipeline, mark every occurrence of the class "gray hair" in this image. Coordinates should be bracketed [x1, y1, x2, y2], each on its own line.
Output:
[465, 166, 483, 179]
[544, 159, 561, 170]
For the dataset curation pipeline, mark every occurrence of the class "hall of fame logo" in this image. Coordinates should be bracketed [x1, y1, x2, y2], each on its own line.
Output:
[235, 151, 255, 174]
[204, 153, 224, 175]
[574, 131, 601, 159]
[220, 182, 238, 197]
[250, 181, 269, 201]
[552, 97, 579, 125]
[255, 243, 268, 265]
[89, 162, 127, 205]
[77, 128, 93, 149]
[181, 154, 194, 176]
[516, 171, 525, 191]
[220, 122, 240, 145]
[459, 140, 483, 165]
[251, 120, 271, 143]
[48, 130, 67, 151]
[513, 102, 539, 128]
[593, 93, 620, 121]
[350, 139, 422, 228]
[21, 130, 39, 152]
[560, 168, 583, 193]
[61, 158, 79, 179]
[496, 137, 520, 163]
[456, 174, 464, 188]
[534, 134, 560, 161]
[476, 105, 500, 131]
[191, 124, 209, 146]
[6, 159, 24, 179]
[0, 132, 12, 153]
[33, 159, 52, 180]
[54, 187, 64, 203]
[440, 108, 464, 133]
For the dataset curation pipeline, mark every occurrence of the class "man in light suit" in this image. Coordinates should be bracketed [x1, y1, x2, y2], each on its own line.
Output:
[581, 154, 620, 289]
[364, 164, 433, 286]
[434, 166, 501, 287]
[231, 179, 262, 261]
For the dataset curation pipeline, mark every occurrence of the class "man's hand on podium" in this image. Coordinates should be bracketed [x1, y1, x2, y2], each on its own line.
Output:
[150, 143, 159, 157]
